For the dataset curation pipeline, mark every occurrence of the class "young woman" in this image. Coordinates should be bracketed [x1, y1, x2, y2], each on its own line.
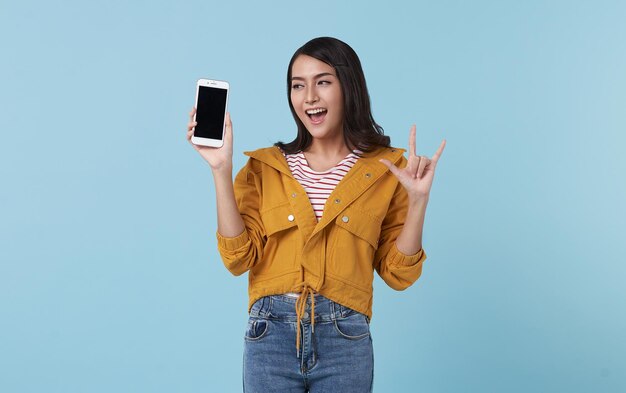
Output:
[186, 37, 445, 393]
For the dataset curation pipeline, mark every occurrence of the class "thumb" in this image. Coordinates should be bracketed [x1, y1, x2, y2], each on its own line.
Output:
[379, 159, 402, 178]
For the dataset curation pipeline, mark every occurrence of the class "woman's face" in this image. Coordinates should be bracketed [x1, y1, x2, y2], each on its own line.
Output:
[290, 55, 344, 142]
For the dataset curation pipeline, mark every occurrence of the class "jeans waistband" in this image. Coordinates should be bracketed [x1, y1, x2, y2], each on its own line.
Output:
[249, 294, 357, 323]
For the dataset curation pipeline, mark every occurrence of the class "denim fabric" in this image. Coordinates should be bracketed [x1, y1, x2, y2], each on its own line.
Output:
[243, 294, 374, 392]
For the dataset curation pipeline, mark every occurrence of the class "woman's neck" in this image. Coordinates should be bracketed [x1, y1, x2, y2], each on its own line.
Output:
[303, 139, 352, 172]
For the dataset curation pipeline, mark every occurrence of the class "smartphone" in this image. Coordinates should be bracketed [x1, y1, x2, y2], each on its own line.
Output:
[191, 79, 229, 147]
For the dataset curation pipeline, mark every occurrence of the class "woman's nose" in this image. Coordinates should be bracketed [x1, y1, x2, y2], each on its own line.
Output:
[305, 87, 319, 104]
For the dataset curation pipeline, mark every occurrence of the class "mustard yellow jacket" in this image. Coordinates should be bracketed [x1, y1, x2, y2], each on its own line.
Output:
[216, 145, 427, 321]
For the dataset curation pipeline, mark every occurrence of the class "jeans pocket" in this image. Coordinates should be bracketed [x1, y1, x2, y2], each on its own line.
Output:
[333, 312, 370, 340]
[244, 317, 269, 341]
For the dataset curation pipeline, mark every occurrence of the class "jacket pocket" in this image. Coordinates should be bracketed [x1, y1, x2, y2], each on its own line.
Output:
[334, 206, 382, 250]
[253, 203, 300, 281]
[327, 206, 382, 288]
[260, 203, 298, 237]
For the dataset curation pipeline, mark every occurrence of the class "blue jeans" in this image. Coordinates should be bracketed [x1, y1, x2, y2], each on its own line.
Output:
[243, 294, 374, 392]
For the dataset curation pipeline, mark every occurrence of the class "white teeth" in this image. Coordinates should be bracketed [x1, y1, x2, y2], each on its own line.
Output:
[306, 108, 327, 115]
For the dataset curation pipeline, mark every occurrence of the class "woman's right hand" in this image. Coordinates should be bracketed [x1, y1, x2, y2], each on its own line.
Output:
[186, 107, 233, 172]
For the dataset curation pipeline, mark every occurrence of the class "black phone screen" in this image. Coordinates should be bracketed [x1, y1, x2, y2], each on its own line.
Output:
[195, 85, 227, 140]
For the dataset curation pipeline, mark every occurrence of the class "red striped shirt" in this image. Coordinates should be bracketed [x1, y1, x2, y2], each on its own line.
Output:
[282, 150, 360, 221]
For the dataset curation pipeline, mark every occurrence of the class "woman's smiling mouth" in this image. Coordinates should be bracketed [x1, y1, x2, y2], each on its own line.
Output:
[306, 107, 327, 124]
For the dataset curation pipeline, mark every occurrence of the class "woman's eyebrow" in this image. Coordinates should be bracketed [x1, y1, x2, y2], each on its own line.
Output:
[291, 72, 336, 81]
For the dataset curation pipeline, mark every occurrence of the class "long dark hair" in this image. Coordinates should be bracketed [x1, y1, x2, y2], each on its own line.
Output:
[275, 37, 390, 155]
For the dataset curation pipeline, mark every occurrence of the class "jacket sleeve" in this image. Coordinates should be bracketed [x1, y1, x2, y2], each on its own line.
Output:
[373, 175, 427, 290]
[215, 159, 266, 276]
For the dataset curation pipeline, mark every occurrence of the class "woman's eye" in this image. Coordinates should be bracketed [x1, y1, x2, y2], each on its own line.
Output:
[292, 84, 303, 90]
[318, 80, 331, 85]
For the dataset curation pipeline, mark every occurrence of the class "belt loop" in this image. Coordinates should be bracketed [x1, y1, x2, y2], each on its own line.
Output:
[260, 296, 272, 317]
[330, 300, 337, 321]
[250, 298, 259, 317]
[255, 296, 265, 317]
[267, 296, 273, 317]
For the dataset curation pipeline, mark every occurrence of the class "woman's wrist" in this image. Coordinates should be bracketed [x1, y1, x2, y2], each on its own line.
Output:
[211, 164, 233, 178]
[407, 194, 429, 209]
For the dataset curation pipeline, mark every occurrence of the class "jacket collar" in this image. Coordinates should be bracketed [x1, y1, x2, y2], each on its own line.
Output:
[244, 145, 406, 176]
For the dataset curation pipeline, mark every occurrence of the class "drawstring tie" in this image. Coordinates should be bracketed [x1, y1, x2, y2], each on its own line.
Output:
[290, 281, 316, 358]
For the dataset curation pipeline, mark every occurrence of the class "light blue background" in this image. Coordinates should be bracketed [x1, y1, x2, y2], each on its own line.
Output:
[1, 0, 625, 391]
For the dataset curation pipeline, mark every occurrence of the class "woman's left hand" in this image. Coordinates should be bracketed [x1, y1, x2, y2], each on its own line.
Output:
[379, 125, 446, 201]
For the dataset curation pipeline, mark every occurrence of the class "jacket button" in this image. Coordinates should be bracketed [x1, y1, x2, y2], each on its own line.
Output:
[291, 192, 297, 197]
[334, 198, 341, 204]
[342, 216, 349, 223]
[288, 214, 295, 222]
[365, 173, 371, 178]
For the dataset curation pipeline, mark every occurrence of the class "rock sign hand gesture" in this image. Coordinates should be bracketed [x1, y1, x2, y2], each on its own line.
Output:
[379, 125, 446, 201]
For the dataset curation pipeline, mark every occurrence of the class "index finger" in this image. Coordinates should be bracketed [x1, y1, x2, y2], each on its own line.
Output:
[409, 124, 416, 157]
